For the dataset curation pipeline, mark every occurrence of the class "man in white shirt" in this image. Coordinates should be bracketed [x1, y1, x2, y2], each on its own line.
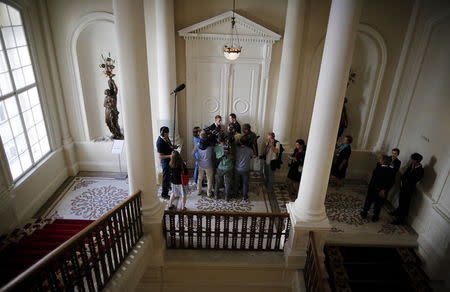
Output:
[262, 132, 280, 191]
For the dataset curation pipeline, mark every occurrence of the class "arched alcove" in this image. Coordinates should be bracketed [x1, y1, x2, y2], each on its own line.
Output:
[304, 24, 387, 150]
[68, 12, 122, 141]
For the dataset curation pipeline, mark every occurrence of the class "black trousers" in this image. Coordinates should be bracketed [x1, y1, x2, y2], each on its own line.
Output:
[397, 184, 414, 220]
[363, 189, 386, 217]
[161, 159, 171, 197]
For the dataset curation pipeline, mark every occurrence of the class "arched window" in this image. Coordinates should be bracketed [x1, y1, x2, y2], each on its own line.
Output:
[0, 2, 50, 181]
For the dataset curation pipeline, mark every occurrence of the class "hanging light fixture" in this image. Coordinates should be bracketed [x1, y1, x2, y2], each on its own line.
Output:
[224, 0, 241, 60]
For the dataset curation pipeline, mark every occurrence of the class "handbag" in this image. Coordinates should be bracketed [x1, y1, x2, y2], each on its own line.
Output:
[181, 163, 189, 185]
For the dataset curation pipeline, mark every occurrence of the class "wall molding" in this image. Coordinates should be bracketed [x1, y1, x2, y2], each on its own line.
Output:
[66, 12, 115, 141]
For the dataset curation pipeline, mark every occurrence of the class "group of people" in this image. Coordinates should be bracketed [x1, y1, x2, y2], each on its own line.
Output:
[157, 113, 283, 210]
[191, 114, 281, 202]
[327, 136, 424, 225]
[361, 149, 424, 225]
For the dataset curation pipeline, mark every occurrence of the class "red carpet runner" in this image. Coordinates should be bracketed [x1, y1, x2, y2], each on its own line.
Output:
[0, 219, 93, 287]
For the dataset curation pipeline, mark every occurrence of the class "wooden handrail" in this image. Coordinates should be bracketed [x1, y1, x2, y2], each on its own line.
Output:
[1, 191, 142, 291]
[164, 209, 289, 217]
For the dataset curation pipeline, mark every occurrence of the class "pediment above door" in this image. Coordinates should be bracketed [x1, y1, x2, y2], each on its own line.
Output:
[178, 11, 281, 43]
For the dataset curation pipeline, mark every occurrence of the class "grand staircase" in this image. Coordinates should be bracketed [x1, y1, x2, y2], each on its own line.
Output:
[325, 245, 432, 292]
[0, 219, 93, 287]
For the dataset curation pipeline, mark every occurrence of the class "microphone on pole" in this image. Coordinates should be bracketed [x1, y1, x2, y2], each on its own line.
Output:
[170, 83, 186, 95]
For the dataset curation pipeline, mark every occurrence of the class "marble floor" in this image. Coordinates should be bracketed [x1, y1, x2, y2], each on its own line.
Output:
[40, 172, 418, 247]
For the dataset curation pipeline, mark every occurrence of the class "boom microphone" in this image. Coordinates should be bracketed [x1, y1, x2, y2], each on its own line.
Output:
[170, 83, 186, 95]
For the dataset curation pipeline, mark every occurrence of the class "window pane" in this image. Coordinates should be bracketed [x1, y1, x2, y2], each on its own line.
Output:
[13, 27, 25, 47]
[28, 87, 39, 106]
[10, 115, 23, 136]
[36, 121, 46, 139]
[19, 151, 31, 170]
[9, 156, 21, 179]
[22, 109, 33, 129]
[23, 65, 34, 85]
[31, 142, 41, 161]
[17, 46, 30, 66]
[4, 139, 17, 160]
[4, 96, 18, 117]
[27, 126, 37, 145]
[0, 101, 6, 121]
[7, 48, 20, 69]
[12, 68, 24, 89]
[0, 121, 12, 142]
[2, 27, 15, 49]
[0, 3, 10, 27]
[7, 6, 21, 26]
[18, 91, 30, 110]
[39, 137, 49, 155]
[0, 51, 8, 73]
[15, 133, 27, 154]
[31, 105, 43, 123]
[0, 72, 12, 94]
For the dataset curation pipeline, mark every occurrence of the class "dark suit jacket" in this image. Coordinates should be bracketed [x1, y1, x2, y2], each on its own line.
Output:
[390, 157, 401, 174]
[368, 164, 395, 193]
[401, 164, 424, 187]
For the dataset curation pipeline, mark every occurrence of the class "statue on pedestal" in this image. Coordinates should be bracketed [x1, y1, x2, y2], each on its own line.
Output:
[100, 53, 124, 140]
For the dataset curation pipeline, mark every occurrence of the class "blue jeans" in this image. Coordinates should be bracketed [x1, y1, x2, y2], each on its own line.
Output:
[263, 163, 274, 191]
[234, 170, 249, 200]
[161, 158, 171, 197]
[193, 161, 199, 184]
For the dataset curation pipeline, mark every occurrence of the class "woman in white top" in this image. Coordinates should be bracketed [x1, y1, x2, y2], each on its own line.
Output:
[262, 132, 280, 191]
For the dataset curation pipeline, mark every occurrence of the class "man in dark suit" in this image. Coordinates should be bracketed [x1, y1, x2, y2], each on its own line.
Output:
[228, 113, 241, 134]
[391, 153, 424, 225]
[360, 155, 395, 222]
[390, 148, 401, 174]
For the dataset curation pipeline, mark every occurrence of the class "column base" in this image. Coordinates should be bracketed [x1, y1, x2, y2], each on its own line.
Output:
[284, 202, 331, 269]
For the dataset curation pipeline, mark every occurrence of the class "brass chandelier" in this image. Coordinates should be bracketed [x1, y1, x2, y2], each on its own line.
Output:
[223, 0, 241, 60]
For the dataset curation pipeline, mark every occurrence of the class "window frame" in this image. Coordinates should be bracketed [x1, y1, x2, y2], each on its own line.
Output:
[0, 1, 54, 185]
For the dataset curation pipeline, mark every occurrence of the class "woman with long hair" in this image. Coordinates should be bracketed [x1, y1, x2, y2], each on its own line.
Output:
[287, 139, 306, 196]
[168, 151, 189, 210]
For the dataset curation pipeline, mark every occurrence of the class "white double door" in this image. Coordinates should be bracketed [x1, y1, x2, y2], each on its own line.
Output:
[191, 59, 261, 133]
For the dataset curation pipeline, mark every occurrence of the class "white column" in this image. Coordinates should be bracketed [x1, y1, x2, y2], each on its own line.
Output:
[272, 0, 306, 146]
[113, 0, 164, 232]
[284, 0, 362, 268]
[155, 0, 178, 142]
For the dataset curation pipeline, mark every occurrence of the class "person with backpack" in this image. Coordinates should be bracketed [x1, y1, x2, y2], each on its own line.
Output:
[261, 132, 281, 192]
[192, 132, 215, 197]
[234, 136, 254, 201]
[168, 151, 189, 211]
[214, 134, 234, 200]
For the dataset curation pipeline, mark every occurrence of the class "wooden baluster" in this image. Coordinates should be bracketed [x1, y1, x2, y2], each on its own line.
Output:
[214, 214, 221, 249]
[285, 216, 291, 241]
[178, 211, 185, 248]
[169, 213, 176, 248]
[129, 198, 139, 242]
[187, 214, 194, 248]
[266, 216, 275, 250]
[95, 228, 109, 283]
[162, 212, 168, 247]
[122, 205, 132, 250]
[257, 216, 266, 250]
[196, 214, 202, 248]
[274, 216, 284, 250]
[117, 208, 128, 256]
[112, 214, 124, 262]
[231, 215, 238, 249]
[79, 241, 95, 291]
[132, 197, 143, 238]
[223, 214, 230, 249]
[70, 248, 85, 292]
[107, 217, 120, 270]
[205, 214, 212, 249]
[47, 266, 59, 291]
[59, 253, 71, 288]
[240, 215, 248, 249]
[125, 203, 136, 246]
[249, 216, 257, 250]
[101, 223, 115, 277]
[87, 233, 103, 289]
[137, 192, 144, 235]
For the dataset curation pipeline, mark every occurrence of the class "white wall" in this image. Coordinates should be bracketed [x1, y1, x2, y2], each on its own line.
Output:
[76, 21, 122, 141]
[384, 0, 450, 282]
